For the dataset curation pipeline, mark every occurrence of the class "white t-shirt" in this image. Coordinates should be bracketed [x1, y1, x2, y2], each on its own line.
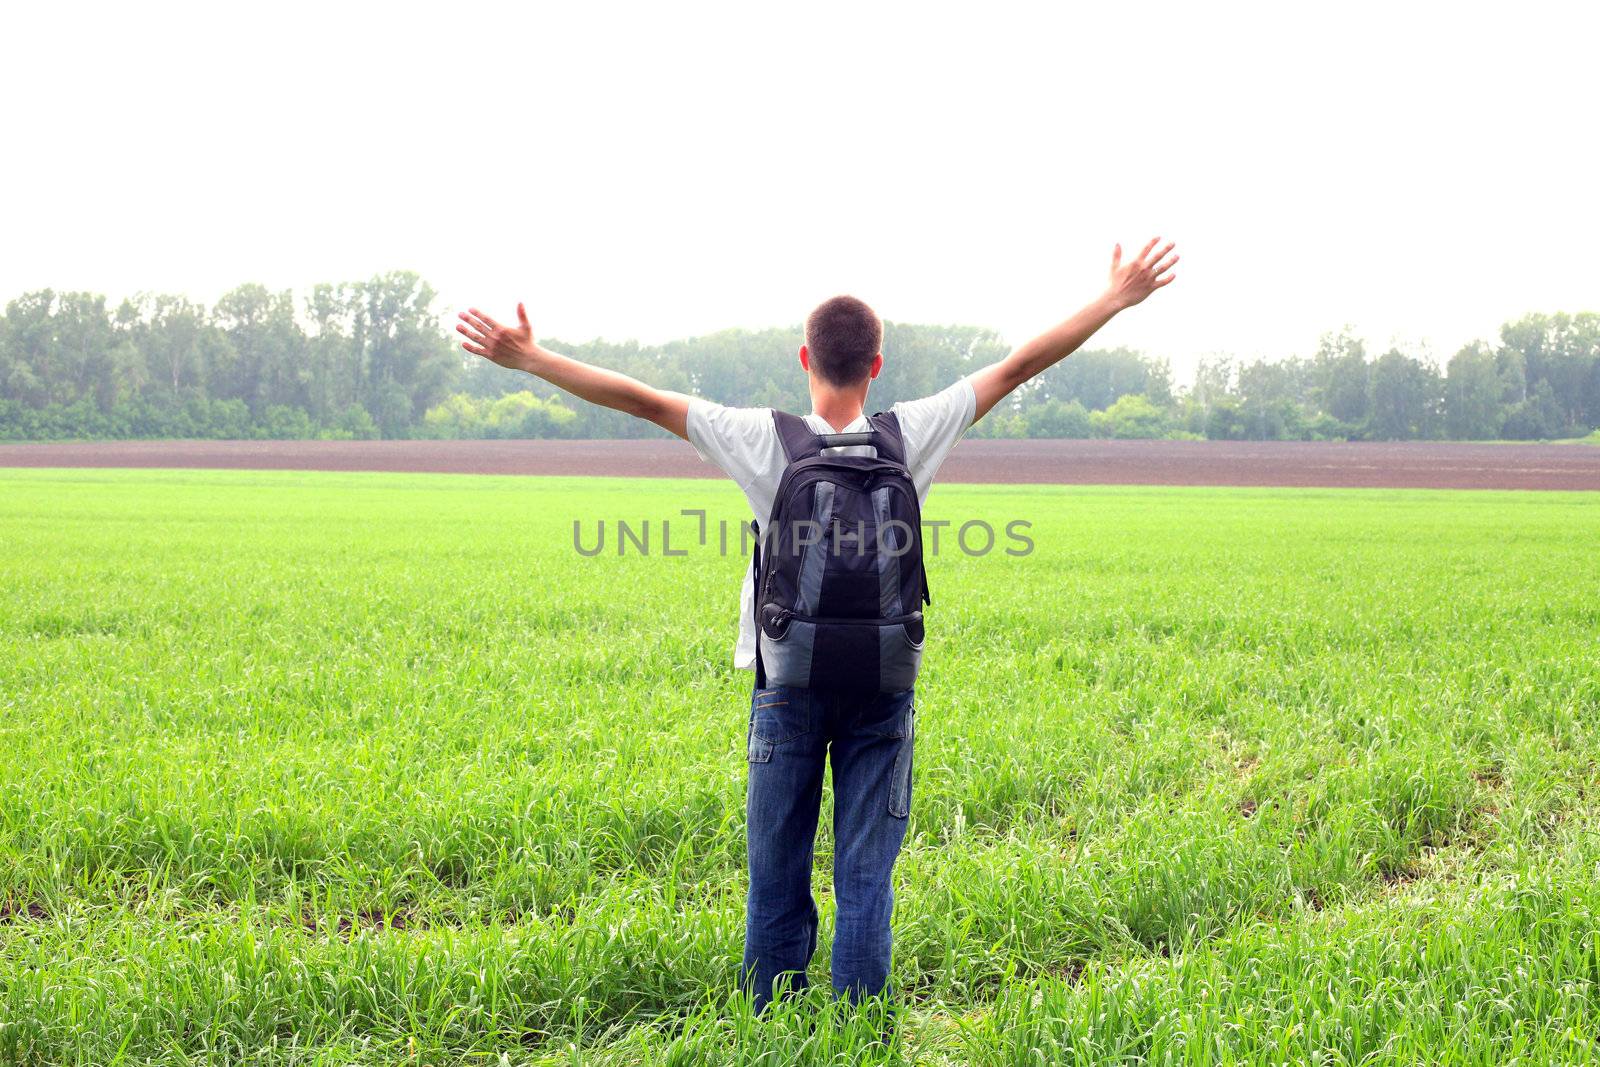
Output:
[687, 377, 977, 670]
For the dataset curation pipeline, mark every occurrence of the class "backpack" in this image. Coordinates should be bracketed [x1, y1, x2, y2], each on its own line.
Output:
[752, 410, 930, 692]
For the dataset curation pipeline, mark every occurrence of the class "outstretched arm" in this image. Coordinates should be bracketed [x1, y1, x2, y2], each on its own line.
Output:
[967, 238, 1178, 422]
[457, 304, 692, 439]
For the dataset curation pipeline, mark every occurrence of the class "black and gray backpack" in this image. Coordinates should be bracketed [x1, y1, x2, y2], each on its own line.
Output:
[752, 410, 930, 693]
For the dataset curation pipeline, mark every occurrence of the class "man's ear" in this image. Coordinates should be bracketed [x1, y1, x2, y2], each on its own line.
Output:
[869, 352, 884, 381]
[799, 345, 811, 374]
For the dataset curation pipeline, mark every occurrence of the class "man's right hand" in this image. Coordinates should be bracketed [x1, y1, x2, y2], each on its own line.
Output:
[1106, 238, 1179, 310]
[457, 304, 539, 372]
[967, 237, 1179, 422]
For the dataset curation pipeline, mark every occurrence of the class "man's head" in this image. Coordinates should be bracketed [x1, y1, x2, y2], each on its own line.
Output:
[802, 295, 883, 387]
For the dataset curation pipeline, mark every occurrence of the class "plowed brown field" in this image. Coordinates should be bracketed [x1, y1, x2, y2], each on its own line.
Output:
[3, 438, 1598, 490]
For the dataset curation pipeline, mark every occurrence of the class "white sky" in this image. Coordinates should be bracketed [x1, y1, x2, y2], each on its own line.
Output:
[4, 1, 1595, 381]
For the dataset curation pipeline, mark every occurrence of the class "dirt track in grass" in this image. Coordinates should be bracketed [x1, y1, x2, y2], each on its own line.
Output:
[3, 438, 1599, 490]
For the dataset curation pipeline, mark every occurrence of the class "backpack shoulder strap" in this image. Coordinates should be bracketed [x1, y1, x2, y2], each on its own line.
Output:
[772, 410, 821, 463]
[867, 410, 927, 604]
[866, 411, 908, 467]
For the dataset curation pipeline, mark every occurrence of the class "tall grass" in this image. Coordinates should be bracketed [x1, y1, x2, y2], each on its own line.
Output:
[1, 468, 1597, 1064]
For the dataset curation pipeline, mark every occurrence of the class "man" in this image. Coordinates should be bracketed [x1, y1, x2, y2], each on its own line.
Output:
[457, 238, 1178, 1008]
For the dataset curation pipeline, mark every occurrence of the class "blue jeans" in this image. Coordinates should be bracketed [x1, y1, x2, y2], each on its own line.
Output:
[742, 683, 915, 1009]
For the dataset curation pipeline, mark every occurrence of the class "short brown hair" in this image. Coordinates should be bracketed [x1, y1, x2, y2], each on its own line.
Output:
[805, 295, 881, 386]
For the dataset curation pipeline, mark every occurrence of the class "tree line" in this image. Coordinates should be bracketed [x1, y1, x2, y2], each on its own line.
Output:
[2, 274, 1596, 442]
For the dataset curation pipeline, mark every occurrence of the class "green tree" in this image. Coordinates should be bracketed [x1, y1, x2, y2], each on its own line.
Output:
[1181, 357, 1234, 437]
[1034, 347, 1169, 411]
[1236, 358, 1311, 440]
[1312, 329, 1370, 428]
[1026, 398, 1092, 438]
[0, 291, 60, 407]
[126, 293, 223, 401]
[1498, 312, 1600, 434]
[1444, 342, 1503, 439]
[0, 291, 121, 410]
[1089, 393, 1169, 438]
[361, 271, 457, 435]
[214, 284, 309, 414]
[1369, 349, 1443, 440]
[1501, 380, 1564, 440]
[304, 281, 363, 420]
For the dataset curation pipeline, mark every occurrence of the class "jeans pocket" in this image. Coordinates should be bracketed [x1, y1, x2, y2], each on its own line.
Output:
[889, 707, 915, 818]
[863, 691, 913, 739]
[747, 727, 774, 764]
[751, 686, 809, 746]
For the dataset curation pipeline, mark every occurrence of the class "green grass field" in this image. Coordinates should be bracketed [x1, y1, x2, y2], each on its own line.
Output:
[3, 467, 1599, 1065]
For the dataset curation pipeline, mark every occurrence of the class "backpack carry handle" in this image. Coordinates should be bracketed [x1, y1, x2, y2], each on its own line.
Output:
[772, 410, 909, 466]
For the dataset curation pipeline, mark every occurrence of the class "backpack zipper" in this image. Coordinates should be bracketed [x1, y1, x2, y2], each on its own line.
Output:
[772, 609, 923, 627]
